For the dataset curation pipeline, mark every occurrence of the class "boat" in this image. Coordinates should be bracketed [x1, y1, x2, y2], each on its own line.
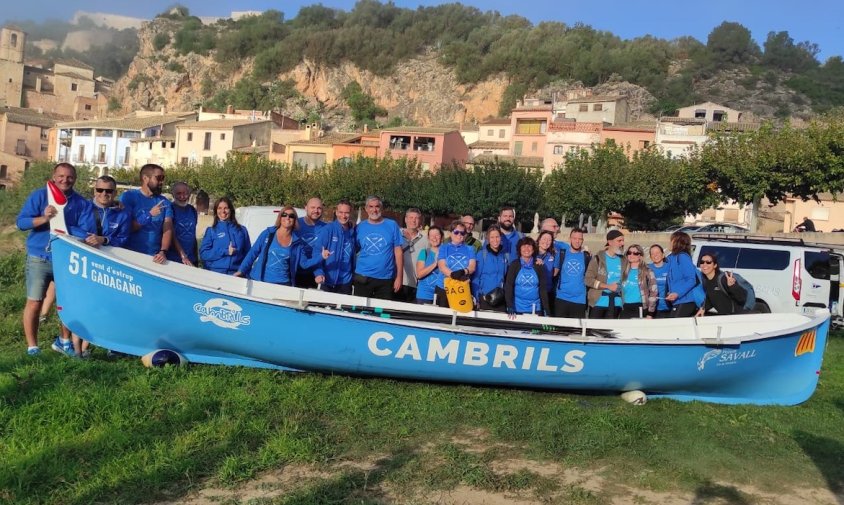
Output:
[49, 233, 831, 406]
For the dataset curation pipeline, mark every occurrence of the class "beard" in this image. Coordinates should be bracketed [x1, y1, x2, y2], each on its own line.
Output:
[500, 221, 514, 231]
[150, 186, 163, 196]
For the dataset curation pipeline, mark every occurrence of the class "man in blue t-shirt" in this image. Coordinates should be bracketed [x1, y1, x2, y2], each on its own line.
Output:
[295, 197, 326, 288]
[353, 196, 405, 300]
[497, 207, 523, 259]
[554, 228, 590, 318]
[585, 229, 626, 319]
[16, 163, 96, 356]
[314, 199, 355, 294]
[166, 181, 198, 265]
[120, 164, 173, 264]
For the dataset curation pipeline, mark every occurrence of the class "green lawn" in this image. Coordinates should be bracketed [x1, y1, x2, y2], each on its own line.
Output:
[1, 248, 842, 504]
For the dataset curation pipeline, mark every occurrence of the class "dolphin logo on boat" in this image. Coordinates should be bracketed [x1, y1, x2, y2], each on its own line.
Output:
[194, 298, 252, 330]
[697, 349, 722, 371]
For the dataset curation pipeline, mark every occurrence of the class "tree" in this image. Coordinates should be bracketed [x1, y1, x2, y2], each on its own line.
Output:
[706, 21, 760, 66]
[762, 31, 819, 73]
[341, 81, 387, 127]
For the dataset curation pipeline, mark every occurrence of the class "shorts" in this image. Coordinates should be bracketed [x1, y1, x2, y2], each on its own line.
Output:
[25, 255, 54, 301]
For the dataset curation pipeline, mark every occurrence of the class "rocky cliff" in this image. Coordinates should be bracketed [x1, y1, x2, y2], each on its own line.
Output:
[110, 18, 509, 125]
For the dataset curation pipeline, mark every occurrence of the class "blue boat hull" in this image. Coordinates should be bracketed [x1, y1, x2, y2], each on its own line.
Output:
[50, 235, 831, 405]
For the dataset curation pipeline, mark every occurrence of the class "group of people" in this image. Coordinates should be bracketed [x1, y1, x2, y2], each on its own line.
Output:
[18, 162, 757, 357]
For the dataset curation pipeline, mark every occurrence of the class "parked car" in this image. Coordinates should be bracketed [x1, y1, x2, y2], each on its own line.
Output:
[692, 237, 843, 323]
[674, 225, 701, 233]
[693, 223, 749, 234]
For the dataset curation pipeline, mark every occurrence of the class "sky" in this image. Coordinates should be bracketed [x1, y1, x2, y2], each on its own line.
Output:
[3, 0, 843, 61]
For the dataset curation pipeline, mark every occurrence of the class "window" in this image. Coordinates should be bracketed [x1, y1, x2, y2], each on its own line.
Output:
[639, 140, 651, 149]
[805, 251, 831, 280]
[553, 145, 563, 155]
[11, 33, 18, 47]
[161, 141, 167, 148]
[203, 132, 212, 150]
[531, 142, 538, 152]
[514, 141, 523, 156]
[98, 144, 107, 163]
[170, 142, 175, 148]
[389, 135, 411, 150]
[187, 132, 193, 141]
[124, 146, 130, 165]
[593, 104, 603, 111]
[40, 144, 47, 152]
[148, 142, 153, 149]
[413, 136, 435, 151]
[515, 120, 545, 135]
[71, 83, 78, 91]
[180, 157, 189, 165]
[0, 165, 7, 178]
[487, 129, 494, 136]
[695, 110, 707, 119]
[78, 145, 85, 162]
[499, 129, 505, 138]
[579, 104, 588, 112]
[220, 133, 226, 140]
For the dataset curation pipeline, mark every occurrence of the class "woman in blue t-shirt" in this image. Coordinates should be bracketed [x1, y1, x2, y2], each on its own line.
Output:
[504, 236, 550, 317]
[536, 231, 557, 314]
[648, 244, 671, 318]
[235, 206, 323, 285]
[472, 225, 509, 312]
[619, 244, 658, 319]
[436, 221, 477, 307]
[199, 197, 251, 274]
[415, 226, 444, 304]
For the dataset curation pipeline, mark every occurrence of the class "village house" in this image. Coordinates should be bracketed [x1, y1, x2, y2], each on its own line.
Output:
[468, 117, 511, 160]
[677, 101, 743, 123]
[175, 118, 272, 166]
[379, 126, 468, 171]
[543, 121, 603, 173]
[0, 106, 67, 188]
[564, 95, 629, 125]
[601, 122, 657, 159]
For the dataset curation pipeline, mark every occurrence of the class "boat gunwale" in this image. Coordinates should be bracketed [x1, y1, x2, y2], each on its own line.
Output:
[52, 234, 829, 346]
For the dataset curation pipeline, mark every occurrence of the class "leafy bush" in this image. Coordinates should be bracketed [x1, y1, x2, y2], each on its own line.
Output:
[153, 32, 170, 51]
[165, 61, 186, 73]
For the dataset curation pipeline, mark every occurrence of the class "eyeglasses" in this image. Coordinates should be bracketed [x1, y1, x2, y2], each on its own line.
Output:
[452, 230, 466, 236]
[94, 188, 115, 194]
[280, 212, 297, 219]
[626, 251, 642, 256]
[699, 260, 714, 265]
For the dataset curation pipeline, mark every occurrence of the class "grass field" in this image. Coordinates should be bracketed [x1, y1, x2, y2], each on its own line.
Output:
[1, 245, 843, 504]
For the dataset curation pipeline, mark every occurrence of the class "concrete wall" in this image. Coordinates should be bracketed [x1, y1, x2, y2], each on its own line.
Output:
[0, 150, 28, 188]
[0, 60, 24, 107]
[0, 118, 50, 158]
[601, 128, 656, 158]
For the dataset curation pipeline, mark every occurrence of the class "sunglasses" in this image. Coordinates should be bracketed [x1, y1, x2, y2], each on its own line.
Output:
[451, 230, 466, 236]
[94, 188, 115, 194]
[699, 260, 714, 265]
[626, 251, 642, 256]
[280, 212, 297, 219]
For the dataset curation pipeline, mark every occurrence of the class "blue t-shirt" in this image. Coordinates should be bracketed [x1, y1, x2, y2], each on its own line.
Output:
[595, 254, 622, 308]
[437, 242, 474, 289]
[556, 250, 588, 304]
[120, 190, 173, 255]
[354, 219, 404, 280]
[415, 248, 442, 301]
[650, 262, 670, 311]
[262, 239, 293, 285]
[622, 267, 642, 304]
[296, 217, 326, 269]
[538, 251, 555, 292]
[514, 260, 542, 314]
[168, 203, 198, 262]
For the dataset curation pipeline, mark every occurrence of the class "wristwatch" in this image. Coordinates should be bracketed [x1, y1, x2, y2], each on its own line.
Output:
[103, 237, 109, 246]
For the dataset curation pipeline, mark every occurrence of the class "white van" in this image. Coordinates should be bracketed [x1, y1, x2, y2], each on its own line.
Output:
[235, 206, 306, 244]
[692, 237, 843, 325]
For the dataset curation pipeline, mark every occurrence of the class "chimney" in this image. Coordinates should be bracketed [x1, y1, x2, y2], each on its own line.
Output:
[305, 124, 313, 141]
[363, 123, 368, 133]
[226, 105, 234, 114]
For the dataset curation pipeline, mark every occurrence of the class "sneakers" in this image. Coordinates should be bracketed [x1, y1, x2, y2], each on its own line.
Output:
[27, 346, 41, 356]
[51, 337, 75, 357]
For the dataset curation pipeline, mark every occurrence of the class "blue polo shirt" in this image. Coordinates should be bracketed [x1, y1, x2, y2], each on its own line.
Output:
[354, 219, 404, 280]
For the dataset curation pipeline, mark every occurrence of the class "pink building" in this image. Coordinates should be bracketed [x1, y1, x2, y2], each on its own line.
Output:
[601, 123, 656, 159]
[379, 127, 468, 171]
[509, 102, 553, 159]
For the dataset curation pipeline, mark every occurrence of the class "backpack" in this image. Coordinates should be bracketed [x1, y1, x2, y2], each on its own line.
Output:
[718, 272, 756, 311]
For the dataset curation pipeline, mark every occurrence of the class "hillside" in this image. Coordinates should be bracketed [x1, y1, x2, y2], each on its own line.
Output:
[93, 5, 844, 124]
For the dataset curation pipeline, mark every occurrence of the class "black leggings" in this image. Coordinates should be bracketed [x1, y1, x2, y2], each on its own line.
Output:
[670, 302, 698, 317]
